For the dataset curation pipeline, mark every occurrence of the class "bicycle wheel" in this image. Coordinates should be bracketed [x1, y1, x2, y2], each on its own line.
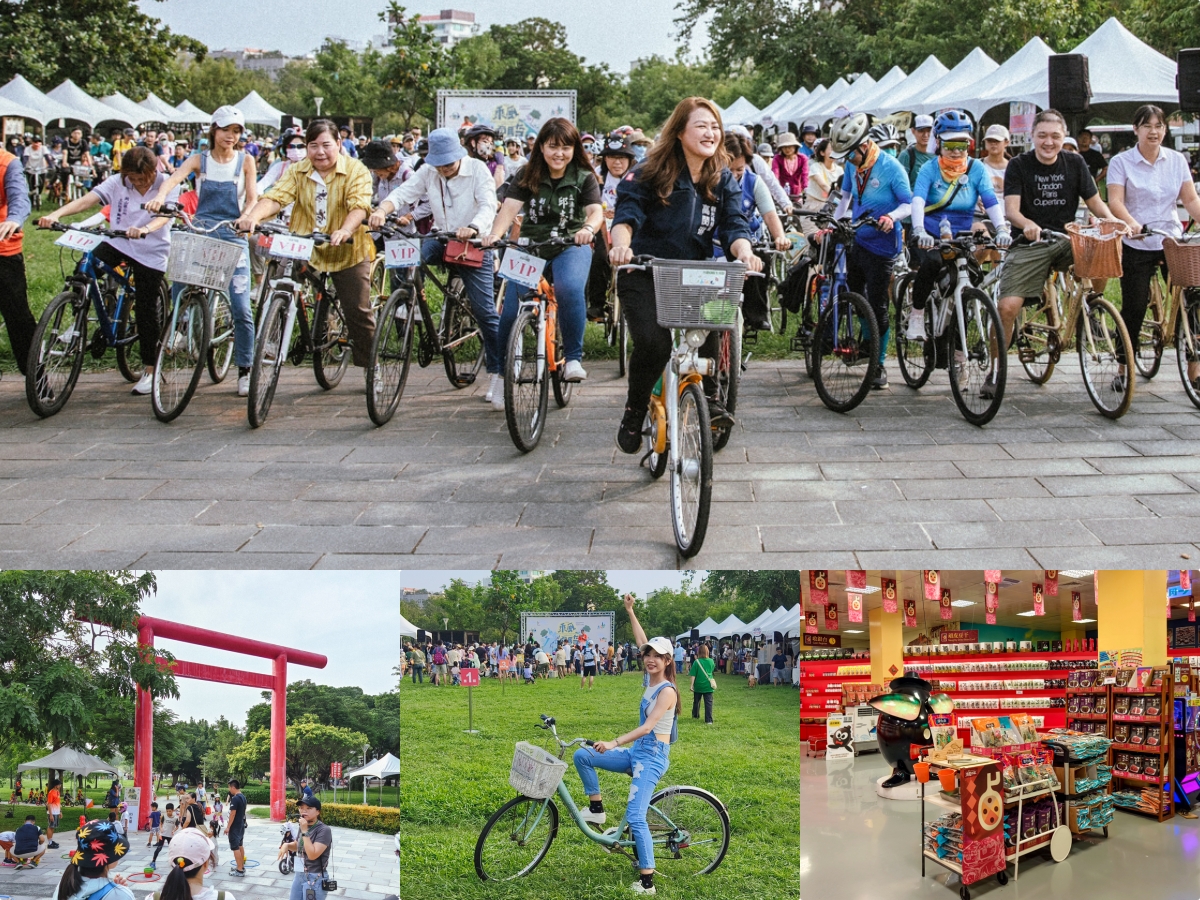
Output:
[441, 277, 484, 388]
[312, 293, 350, 389]
[671, 381, 713, 559]
[207, 291, 235, 383]
[366, 288, 416, 427]
[151, 288, 210, 423]
[550, 309, 572, 409]
[800, 277, 822, 379]
[948, 288, 1006, 426]
[114, 283, 157, 383]
[504, 306, 549, 453]
[712, 312, 741, 453]
[248, 291, 292, 429]
[1077, 294, 1134, 419]
[25, 291, 87, 418]
[893, 275, 934, 389]
[1015, 300, 1058, 384]
[1136, 274, 1166, 380]
[812, 291, 878, 413]
[1175, 291, 1200, 409]
[769, 251, 788, 334]
[645, 405, 669, 479]
[474, 795, 558, 882]
[647, 785, 731, 876]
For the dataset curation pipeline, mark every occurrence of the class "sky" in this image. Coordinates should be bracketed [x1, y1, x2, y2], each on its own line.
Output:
[141, 571, 400, 726]
[140, 0, 707, 73]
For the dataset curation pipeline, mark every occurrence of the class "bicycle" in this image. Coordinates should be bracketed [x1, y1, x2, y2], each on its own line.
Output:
[68, 164, 92, 202]
[893, 230, 1008, 425]
[792, 211, 882, 412]
[1010, 230, 1135, 418]
[246, 222, 350, 428]
[619, 256, 749, 557]
[474, 714, 729, 882]
[27, 222, 165, 417]
[1121, 228, 1187, 381]
[602, 267, 629, 377]
[1158, 231, 1200, 409]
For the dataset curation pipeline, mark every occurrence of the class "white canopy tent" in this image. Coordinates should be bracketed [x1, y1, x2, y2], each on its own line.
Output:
[1, 75, 92, 126]
[758, 603, 802, 640]
[710, 613, 748, 640]
[945, 37, 1055, 121]
[101, 91, 155, 128]
[344, 752, 400, 804]
[235, 90, 285, 128]
[173, 100, 211, 125]
[48, 80, 134, 128]
[400, 614, 418, 639]
[772, 83, 827, 128]
[754, 89, 794, 127]
[864, 55, 950, 116]
[721, 96, 761, 126]
[911, 47, 999, 115]
[19, 747, 119, 779]
[807, 73, 877, 120]
[740, 607, 779, 637]
[676, 616, 721, 641]
[784, 77, 850, 125]
[137, 92, 180, 123]
[851, 66, 909, 118]
[0, 95, 47, 124]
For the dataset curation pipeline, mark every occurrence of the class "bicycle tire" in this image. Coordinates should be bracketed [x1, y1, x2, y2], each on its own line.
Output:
[1175, 291, 1200, 409]
[647, 785, 731, 876]
[813, 291, 878, 413]
[151, 288, 210, 423]
[617, 301, 628, 378]
[278, 855, 293, 876]
[441, 276, 484, 388]
[768, 251, 788, 334]
[504, 306, 549, 453]
[312, 293, 350, 390]
[672, 380, 713, 559]
[550, 307, 573, 409]
[25, 291, 87, 418]
[948, 288, 1006, 427]
[207, 290, 235, 383]
[115, 281, 164, 383]
[800, 276, 822, 379]
[645, 406, 669, 479]
[1016, 300, 1058, 384]
[1077, 294, 1134, 419]
[366, 288, 416, 427]
[1134, 321, 1163, 380]
[474, 795, 559, 882]
[248, 291, 292, 429]
[893, 274, 934, 389]
[712, 310, 741, 453]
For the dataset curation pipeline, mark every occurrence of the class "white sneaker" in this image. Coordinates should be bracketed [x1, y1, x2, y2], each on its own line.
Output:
[237, 374, 250, 397]
[484, 373, 501, 403]
[368, 366, 382, 396]
[562, 360, 587, 382]
[906, 309, 926, 341]
[131, 371, 155, 395]
[630, 880, 656, 895]
[491, 384, 506, 411]
[581, 809, 607, 825]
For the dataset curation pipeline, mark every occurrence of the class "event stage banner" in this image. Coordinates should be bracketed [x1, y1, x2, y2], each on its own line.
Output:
[521, 612, 615, 654]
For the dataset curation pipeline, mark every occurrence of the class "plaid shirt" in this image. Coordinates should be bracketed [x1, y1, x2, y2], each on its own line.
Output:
[264, 152, 375, 272]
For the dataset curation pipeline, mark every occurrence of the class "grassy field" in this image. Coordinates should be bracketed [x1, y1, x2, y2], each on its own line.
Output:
[399, 673, 799, 900]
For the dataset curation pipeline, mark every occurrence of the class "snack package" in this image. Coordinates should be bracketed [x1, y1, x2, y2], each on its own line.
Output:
[1009, 713, 1039, 743]
[1146, 698, 1161, 718]
[1036, 803, 1051, 834]
[1113, 668, 1135, 688]
[1147, 726, 1161, 747]
[1130, 698, 1146, 717]
[1114, 753, 1129, 773]
[1113, 724, 1130, 744]
[1115, 696, 1130, 716]
[1093, 696, 1107, 715]
[1068, 696, 1081, 714]
[1128, 755, 1143, 775]
[1022, 808, 1037, 840]
[1067, 671, 1080, 688]
[1150, 667, 1167, 688]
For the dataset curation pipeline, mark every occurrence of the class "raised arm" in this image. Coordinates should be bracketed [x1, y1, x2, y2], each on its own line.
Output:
[623, 593, 648, 647]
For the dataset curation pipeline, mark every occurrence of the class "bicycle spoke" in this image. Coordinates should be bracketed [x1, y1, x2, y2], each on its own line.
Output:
[646, 787, 730, 876]
[475, 797, 558, 882]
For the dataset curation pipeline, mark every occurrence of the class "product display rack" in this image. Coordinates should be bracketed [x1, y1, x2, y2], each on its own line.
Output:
[799, 657, 870, 742]
[1108, 666, 1174, 823]
[919, 757, 1010, 900]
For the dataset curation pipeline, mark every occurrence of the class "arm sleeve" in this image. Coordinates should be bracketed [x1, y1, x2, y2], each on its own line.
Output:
[798, 153, 809, 192]
[384, 164, 429, 210]
[751, 174, 774, 217]
[833, 191, 852, 220]
[1002, 157, 1023, 198]
[911, 195, 927, 233]
[344, 163, 374, 212]
[885, 164, 913, 221]
[717, 170, 753, 252]
[256, 162, 281, 193]
[1105, 152, 1127, 188]
[4, 156, 29, 224]
[612, 172, 647, 233]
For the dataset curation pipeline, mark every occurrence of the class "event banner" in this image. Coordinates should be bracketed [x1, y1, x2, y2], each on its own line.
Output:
[1032, 583, 1045, 616]
[437, 90, 577, 141]
[940, 588, 953, 621]
[810, 570, 829, 605]
[520, 612, 613, 654]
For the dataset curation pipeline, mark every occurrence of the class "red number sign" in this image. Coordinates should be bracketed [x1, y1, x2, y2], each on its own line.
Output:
[460, 668, 480, 687]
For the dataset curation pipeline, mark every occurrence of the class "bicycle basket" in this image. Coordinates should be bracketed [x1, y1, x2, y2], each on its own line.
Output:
[167, 231, 243, 290]
[1065, 221, 1124, 279]
[70, 165, 92, 179]
[509, 741, 567, 800]
[651, 259, 746, 331]
[1162, 237, 1200, 288]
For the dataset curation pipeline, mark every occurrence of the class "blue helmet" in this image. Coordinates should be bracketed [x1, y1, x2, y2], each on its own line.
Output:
[934, 110, 973, 141]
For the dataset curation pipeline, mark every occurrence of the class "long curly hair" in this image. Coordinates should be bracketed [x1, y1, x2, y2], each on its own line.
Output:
[638, 97, 728, 206]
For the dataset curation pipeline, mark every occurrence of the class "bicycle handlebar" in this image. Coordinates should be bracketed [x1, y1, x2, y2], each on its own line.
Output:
[490, 236, 576, 251]
[616, 254, 764, 276]
[253, 221, 333, 245]
[38, 222, 141, 239]
[537, 715, 594, 749]
[142, 202, 245, 235]
[797, 211, 884, 232]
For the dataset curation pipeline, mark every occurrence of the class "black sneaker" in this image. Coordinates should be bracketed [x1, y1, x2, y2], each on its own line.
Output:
[616, 405, 645, 454]
[229, 868, 246, 877]
[46, 841, 59, 849]
[587, 306, 606, 322]
[1110, 374, 1127, 393]
[871, 371, 889, 390]
[706, 398, 735, 428]
[980, 374, 996, 400]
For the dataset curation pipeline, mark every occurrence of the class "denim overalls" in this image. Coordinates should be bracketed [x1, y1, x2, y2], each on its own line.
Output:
[573, 680, 676, 870]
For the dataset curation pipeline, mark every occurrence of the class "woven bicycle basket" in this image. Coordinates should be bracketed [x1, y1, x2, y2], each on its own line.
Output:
[168, 231, 243, 291]
[509, 741, 567, 800]
[1065, 221, 1124, 279]
[1162, 237, 1200, 289]
[651, 259, 747, 331]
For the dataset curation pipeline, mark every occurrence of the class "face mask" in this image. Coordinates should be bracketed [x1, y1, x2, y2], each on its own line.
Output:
[631, 145, 647, 162]
[882, 147, 898, 158]
[286, 147, 306, 162]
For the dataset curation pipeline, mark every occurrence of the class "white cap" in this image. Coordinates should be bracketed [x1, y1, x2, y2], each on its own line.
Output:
[210, 106, 245, 130]
[641, 636, 674, 656]
[1063, 137, 1079, 149]
[984, 124, 1010, 142]
[913, 115, 934, 130]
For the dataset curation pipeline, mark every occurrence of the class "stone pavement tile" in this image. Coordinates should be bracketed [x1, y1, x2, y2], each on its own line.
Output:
[856, 548, 1041, 568]
[761, 523, 932, 553]
[318, 552, 500, 569]
[1083, 516, 1200, 546]
[213, 442, 353, 464]
[1134, 493, 1200, 517]
[74, 441, 226, 461]
[896, 477, 1052, 500]
[243, 524, 426, 553]
[701, 550, 861, 566]
[0, 523, 97, 552]
[540, 463, 645, 483]
[66, 523, 258, 553]
[1026, 545, 1200, 568]
[1165, 424, 1200, 440]
[1087, 454, 1200, 475]
[923, 519, 1101, 550]
[249, 462, 405, 481]
[28, 498, 212, 525]
[146, 479, 311, 501]
[1053, 425, 1178, 443]
[753, 479, 904, 502]
[954, 458, 1101, 478]
[519, 500, 672, 527]
[361, 501, 524, 526]
[822, 460, 964, 481]
[416, 524, 594, 556]
[987, 495, 1155, 521]
[585, 526, 681, 566]
[1124, 440, 1200, 456]
[196, 500, 369, 526]
[747, 444, 880, 463]
[1039, 473, 1194, 497]
[346, 444, 483, 464]
[873, 443, 1010, 461]
[834, 499, 997, 524]
[1, 458, 128, 478]
[999, 440, 1135, 459]
[805, 429, 934, 446]
[465, 479, 607, 502]
[403, 460, 547, 482]
[110, 459, 269, 480]
[924, 426, 1060, 444]
[0, 549, 147, 568]
[0, 477, 167, 500]
[301, 480, 459, 502]
[0, 441, 96, 459]
[136, 551, 323, 568]
[0, 498, 63, 523]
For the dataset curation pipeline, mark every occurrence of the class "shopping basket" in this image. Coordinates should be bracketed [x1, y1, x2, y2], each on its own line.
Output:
[1065, 220, 1124, 279]
[651, 259, 747, 331]
[167, 231, 243, 290]
[509, 741, 567, 800]
[1162, 236, 1200, 289]
[70, 164, 91, 179]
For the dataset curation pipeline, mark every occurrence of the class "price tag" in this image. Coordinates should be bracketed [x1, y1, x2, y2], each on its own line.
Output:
[269, 235, 315, 260]
[498, 247, 546, 290]
[384, 238, 420, 269]
[680, 267, 728, 288]
[54, 229, 105, 253]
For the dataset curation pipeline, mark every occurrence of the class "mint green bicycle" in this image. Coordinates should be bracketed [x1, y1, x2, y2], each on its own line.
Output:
[474, 714, 730, 882]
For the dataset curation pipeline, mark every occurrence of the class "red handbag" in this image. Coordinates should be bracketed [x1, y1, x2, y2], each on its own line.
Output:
[445, 239, 484, 268]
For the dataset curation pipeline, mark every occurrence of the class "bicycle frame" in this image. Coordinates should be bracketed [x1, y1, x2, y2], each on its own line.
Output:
[927, 244, 994, 362]
[74, 251, 137, 348]
[647, 335, 707, 458]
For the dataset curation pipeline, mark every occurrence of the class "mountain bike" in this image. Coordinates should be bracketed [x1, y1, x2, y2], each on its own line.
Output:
[474, 714, 729, 882]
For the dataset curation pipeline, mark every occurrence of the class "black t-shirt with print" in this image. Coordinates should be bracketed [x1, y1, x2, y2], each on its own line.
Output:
[1003, 149, 1097, 235]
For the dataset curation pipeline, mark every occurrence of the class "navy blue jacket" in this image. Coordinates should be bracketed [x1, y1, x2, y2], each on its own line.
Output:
[613, 164, 752, 261]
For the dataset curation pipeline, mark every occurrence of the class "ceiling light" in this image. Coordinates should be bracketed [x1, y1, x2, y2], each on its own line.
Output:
[837, 585, 881, 594]
[1016, 610, 1037, 617]
[1075, 618, 1096, 623]
[1060, 570, 1094, 578]
[843, 629, 865, 634]
[951, 600, 976, 607]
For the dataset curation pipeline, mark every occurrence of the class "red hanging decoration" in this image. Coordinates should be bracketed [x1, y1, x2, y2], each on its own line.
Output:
[847, 592, 863, 623]
[1182, 570, 1193, 592]
[985, 581, 999, 625]
[809, 570, 829, 606]
[882, 577, 898, 614]
[904, 597, 918, 628]
[846, 570, 867, 590]
[825, 602, 839, 631]
[1032, 583, 1045, 616]
[923, 570, 940, 601]
[1072, 591, 1082, 622]
[984, 570, 1002, 585]
[940, 587, 953, 620]
[1045, 570, 1059, 596]
[805, 610, 819, 634]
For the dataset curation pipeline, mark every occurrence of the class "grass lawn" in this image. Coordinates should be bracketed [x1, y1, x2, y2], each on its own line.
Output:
[399, 673, 799, 900]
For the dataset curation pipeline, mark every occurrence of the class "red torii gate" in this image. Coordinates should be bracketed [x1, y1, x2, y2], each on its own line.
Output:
[134, 616, 327, 829]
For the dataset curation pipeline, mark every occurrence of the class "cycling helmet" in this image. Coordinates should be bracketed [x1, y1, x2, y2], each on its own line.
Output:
[464, 123, 497, 142]
[828, 113, 871, 160]
[934, 110, 973, 142]
[275, 127, 303, 152]
[868, 122, 901, 149]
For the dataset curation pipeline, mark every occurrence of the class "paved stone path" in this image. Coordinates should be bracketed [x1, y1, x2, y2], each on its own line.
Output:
[1, 356, 1198, 567]
[0, 815, 398, 899]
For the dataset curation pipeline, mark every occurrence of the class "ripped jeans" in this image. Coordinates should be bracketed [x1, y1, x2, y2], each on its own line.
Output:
[573, 735, 670, 870]
[170, 242, 255, 368]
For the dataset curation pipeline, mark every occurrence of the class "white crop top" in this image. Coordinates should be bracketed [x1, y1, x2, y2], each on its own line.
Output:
[644, 684, 676, 737]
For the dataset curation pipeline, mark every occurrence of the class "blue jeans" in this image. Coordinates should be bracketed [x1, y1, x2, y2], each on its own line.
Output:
[421, 240, 501, 375]
[289, 871, 326, 900]
[573, 735, 670, 870]
[498, 243, 590, 368]
[169, 242, 255, 368]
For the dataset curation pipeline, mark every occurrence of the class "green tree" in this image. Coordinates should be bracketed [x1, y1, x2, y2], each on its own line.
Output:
[377, 2, 455, 129]
[625, 54, 717, 130]
[227, 715, 368, 790]
[486, 18, 583, 90]
[200, 719, 244, 784]
[450, 32, 507, 90]
[171, 57, 276, 115]
[703, 571, 800, 623]
[483, 571, 536, 647]
[306, 39, 384, 119]
[1131, 0, 1200, 57]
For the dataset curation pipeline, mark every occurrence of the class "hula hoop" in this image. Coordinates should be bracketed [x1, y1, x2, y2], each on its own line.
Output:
[242, 859, 260, 868]
[126, 872, 162, 884]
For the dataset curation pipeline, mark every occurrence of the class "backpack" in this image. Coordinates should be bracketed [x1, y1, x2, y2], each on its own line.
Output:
[433, 647, 446, 665]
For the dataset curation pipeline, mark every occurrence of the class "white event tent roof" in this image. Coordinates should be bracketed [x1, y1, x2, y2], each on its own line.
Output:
[911, 47, 999, 115]
[19, 746, 118, 778]
[772, 83, 825, 128]
[865, 55, 949, 115]
[808, 72, 877, 120]
[48, 80, 134, 128]
[235, 90, 286, 128]
[173, 100, 211, 124]
[754, 89, 795, 127]
[851, 66, 909, 117]
[400, 614, 418, 639]
[1, 75, 93, 126]
[101, 91, 156, 127]
[721, 96, 761, 125]
[788, 77, 850, 123]
[138, 92, 181, 123]
[949, 37, 1055, 120]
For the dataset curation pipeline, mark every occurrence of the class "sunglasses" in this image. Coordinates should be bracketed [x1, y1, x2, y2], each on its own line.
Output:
[941, 141, 970, 153]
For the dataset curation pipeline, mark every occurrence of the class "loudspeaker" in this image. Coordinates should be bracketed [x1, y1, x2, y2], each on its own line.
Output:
[416, 628, 426, 642]
[691, 629, 700, 641]
[1049, 54, 1091, 114]
[1180, 49, 1200, 113]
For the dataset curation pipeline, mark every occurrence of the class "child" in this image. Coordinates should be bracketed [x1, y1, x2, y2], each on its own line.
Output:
[52, 818, 136, 900]
[147, 801, 162, 847]
[523, 662, 534, 684]
[0, 828, 16, 865]
[119, 801, 135, 837]
[108, 810, 123, 838]
[151, 801, 176, 869]
[211, 796, 224, 838]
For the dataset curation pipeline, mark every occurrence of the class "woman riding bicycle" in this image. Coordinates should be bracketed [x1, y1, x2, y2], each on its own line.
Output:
[609, 96, 760, 453]
[147, 105, 259, 396]
[572, 592, 681, 896]
[482, 116, 603, 386]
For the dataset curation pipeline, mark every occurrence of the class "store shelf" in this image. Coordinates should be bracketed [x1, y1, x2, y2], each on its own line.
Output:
[922, 849, 963, 875]
[1005, 832, 1052, 861]
[1067, 714, 1109, 722]
[1109, 742, 1167, 754]
[1111, 772, 1169, 785]
[1112, 715, 1163, 722]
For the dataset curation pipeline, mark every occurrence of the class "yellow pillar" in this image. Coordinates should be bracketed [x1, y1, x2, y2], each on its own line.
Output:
[870, 605, 905, 686]
[1061, 627, 1085, 647]
[1096, 571, 1168, 667]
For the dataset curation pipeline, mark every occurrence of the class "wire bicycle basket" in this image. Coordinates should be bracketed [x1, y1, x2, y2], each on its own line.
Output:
[168, 231, 242, 291]
[650, 259, 746, 331]
[509, 741, 567, 800]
